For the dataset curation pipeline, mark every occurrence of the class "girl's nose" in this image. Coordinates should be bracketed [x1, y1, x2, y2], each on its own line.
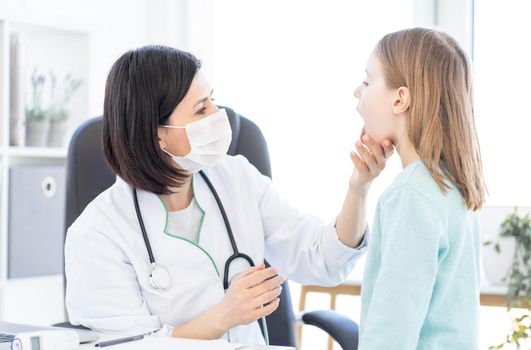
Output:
[354, 86, 361, 99]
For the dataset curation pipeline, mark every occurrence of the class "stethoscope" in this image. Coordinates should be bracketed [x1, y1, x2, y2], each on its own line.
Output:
[132, 170, 270, 344]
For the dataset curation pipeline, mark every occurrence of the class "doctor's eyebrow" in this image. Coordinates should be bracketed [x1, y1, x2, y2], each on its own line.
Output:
[193, 89, 214, 107]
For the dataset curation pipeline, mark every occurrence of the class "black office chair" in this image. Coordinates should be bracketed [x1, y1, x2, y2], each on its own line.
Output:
[57, 106, 359, 349]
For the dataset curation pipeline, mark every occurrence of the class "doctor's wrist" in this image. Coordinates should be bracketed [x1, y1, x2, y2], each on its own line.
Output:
[210, 302, 232, 335]
[170, 302, 231, 340]
[348, 183, 370, 197]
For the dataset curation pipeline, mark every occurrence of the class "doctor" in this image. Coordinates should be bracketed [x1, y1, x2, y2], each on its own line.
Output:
[65, 46, 393, 345]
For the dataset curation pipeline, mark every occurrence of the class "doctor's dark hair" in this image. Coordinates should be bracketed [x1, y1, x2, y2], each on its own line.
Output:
[103, 45, 201, 194]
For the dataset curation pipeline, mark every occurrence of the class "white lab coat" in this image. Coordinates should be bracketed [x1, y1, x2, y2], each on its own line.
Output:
[65, 155, 367, 344]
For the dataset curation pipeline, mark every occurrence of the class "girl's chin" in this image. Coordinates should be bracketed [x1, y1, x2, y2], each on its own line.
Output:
[362, 128, 389, 145]
[361, 126, 378, 142]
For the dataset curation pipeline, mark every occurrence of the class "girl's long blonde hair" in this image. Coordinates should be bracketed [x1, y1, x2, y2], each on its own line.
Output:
[376, 28, 486, 211]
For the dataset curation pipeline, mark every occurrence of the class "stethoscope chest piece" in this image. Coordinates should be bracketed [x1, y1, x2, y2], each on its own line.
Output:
[149, 264, 171, 290]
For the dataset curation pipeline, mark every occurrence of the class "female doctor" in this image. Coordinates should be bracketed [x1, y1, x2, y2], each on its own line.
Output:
[64, 46, 393, 345]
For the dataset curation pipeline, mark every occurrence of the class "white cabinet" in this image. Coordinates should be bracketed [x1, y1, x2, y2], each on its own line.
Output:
[0, 9, 90, 325]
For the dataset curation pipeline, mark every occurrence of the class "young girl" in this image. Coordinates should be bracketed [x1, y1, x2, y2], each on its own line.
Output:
[351, 28, 486, 349]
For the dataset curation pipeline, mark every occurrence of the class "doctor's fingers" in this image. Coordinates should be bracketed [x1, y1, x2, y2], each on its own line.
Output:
[361, 134, 386, 168]
[234, 263, 265, 281]
[382, 139, 394, 158]
[240, 267, 279, 288]
[355, 141, 378, 173]
[253, 287, 282, 310]
[350, 152, 370, 174]
[248, 275, 284, 298]
[251, 298, 280, 321]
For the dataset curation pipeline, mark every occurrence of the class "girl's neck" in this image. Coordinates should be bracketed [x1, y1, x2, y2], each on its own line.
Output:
[161, 177, 193, 211]
[395, 133, 421, 169]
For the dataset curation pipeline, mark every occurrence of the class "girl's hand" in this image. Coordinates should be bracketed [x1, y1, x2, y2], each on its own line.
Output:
[349, 130, 394, 194]
[216, 264, 283, 330]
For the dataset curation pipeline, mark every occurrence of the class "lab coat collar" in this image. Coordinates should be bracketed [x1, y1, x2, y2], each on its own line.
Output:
[114, 176, 167, 238]
[114, 173, 229, 277]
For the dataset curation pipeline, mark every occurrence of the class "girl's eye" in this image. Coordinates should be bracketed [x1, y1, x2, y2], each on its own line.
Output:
[362, 81, 369, 87]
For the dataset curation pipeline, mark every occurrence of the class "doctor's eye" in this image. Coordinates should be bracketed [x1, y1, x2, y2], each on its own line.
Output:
[196, 106, 207, 115]
[362, 81, 369, 87]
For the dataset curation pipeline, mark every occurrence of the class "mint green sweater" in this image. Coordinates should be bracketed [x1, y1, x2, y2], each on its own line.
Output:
[359, 160, 480, 350]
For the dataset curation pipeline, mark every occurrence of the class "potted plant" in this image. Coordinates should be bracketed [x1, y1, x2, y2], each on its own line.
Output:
[486, 208, 531, 349]
[482, 207, 518, 285]
[25, 68, 49, 147]
[47, 71, 82, 147]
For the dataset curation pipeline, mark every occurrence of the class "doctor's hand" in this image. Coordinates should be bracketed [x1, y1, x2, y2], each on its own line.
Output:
[215, 263, 284, 330]
[349, 130, 394, 195]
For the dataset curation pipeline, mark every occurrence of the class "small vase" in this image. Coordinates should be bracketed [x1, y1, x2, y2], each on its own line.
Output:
[26, 119, 50, 147]
[47, 120, 67, 147]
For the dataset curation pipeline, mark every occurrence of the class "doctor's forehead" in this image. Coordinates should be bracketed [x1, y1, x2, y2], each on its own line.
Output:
[180, 71, 212, 107]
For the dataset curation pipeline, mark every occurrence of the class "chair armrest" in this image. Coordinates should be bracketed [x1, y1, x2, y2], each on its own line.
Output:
[302, 310, 359, 350]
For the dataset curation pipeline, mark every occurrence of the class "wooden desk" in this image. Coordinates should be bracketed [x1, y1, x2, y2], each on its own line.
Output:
[297, 277, 509, 350]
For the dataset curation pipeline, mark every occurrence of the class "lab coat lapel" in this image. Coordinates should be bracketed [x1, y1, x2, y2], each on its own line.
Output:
[135, 187, 167, 237]
[193, 172, 233, 279]
[134, 181, 224, 283]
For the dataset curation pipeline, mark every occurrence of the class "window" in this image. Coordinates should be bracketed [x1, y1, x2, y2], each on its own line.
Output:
[474, 0, 531, 206]
[209, 1, 415, 220]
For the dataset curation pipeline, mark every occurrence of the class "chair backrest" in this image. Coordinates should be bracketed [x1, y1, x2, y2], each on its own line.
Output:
[64, 106, 296, 346]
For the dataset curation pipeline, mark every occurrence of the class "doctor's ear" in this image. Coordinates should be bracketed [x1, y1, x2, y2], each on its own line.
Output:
[157, 127, 167, 150]
[392, 86, 411, 114]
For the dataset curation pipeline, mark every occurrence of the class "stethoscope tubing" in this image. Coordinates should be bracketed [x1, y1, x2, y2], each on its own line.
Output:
[133, 170, 270, 344]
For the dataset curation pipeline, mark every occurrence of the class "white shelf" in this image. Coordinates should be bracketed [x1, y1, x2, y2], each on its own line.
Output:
[0, 13, 90, 324]
[6, 146, 67, 158]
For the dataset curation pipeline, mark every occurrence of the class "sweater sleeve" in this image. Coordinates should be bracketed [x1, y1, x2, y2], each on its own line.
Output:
[359, 185, 446, 350]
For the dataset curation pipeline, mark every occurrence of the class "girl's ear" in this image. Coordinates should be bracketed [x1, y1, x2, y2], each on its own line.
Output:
[392, 86, 411, 114]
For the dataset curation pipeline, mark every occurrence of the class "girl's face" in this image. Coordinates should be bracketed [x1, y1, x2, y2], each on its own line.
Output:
[354, 52, 401, 144]
[158, 71, 218, 157]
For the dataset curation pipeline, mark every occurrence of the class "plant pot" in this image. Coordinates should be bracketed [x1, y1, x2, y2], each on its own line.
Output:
[25, 119, 50, 147]
[47, 120, 67, 147]
[481, 206, 530, 285]
[482, 235, 515, 285]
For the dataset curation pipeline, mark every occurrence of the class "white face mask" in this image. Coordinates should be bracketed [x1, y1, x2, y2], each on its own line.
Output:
[161, 108, 232, 173]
